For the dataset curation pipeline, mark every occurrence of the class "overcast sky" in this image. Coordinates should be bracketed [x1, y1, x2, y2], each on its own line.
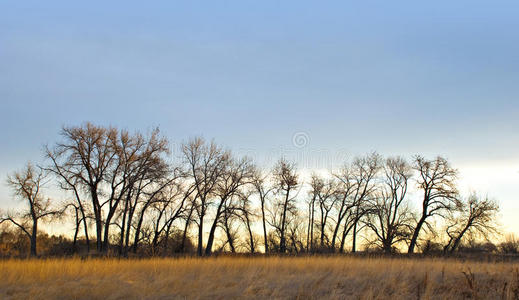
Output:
[1, 1, 518, 235]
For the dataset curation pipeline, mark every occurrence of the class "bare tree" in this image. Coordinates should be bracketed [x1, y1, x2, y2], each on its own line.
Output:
[147, 180, 193, 254]
[46, 123, 170, 253]
[46, 146, 92, 252]
[131, 176, 175, 254]
[443, 193, 499, 253]
[330, 165, 356, 252]
[347, 153, 381, 253]
[251, 168, 274, 253]
[365, 157, 414, 253]
[1, 163, 60, 256]
[236, 190, 257, 253]
[308, 174, 337, 251]
[306, 176, 318, 252]
[182, 137, 230, 256]
[408, 156, 459, 253]
[205, 156, 253, 255]
[270, 158, 299, 253]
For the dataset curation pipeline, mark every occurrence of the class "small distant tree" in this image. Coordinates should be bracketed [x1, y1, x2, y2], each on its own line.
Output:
[1, 163, 60, 257]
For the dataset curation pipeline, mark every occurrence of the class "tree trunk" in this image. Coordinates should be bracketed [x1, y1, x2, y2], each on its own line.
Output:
[94, 210, 103, 252]
[197, 214, 204, 256]
[339, 222, 353, 253]
[205, 200, 225, 255]
[449, 223, 471, 253]
[72, 209, 79, 252]
[133, 201, 152, 253]
[30, 218, 38, 257]
[245, 214, 255, 253]
[408, 215, 426, 254]
[119, 197, 129, 256]
[351, 220, 357, 253]
[181, 207, 193, 253]
[204, 217, 219, 255]
[261, 200, 268, 254]
[279, 188, 290, 253]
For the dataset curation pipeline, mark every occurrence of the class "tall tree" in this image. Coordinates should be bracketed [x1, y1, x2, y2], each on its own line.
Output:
[251, 169, 274, 253]
[308, 174, 337, 251]
[47, 123, 169, 253]
[182, 137, 230, 256]
[408, 156, 459, 253]
[349, 153, 381, 252]
[45, 151, 91, 252]
[365, 157, 414, 253]
[204, 156, 253, 255]
[331, 165, 356, 252]
[237, 190, 257, 253]
[270, 158, 299, 253]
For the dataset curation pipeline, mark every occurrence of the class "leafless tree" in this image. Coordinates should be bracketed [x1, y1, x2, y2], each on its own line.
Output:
[443, 193, 499, 253]
[270, 158, 299, 253]
[46, 123, 170, 253]
[236, 190, 257, 253]
[307, 174, 337, 251]
[46, 146, 92, 252]
[102, 128, 170, 252]
[346, 153, 382, 253]
[204, 156, 253, 255]
[182, 137, 230, 256]
[147, 180, 193, 254]
[1, 163, 60, 256]
[408, 156, 460, 253]
[306, 176, 318, 252]
[251, 168, 274, 253]
[365, 157, 414, 253]
[330, 165, 357, 252]
[131, 177, 176, 254]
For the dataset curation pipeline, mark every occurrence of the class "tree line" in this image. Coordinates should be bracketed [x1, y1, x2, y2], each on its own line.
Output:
[0, 123, 507, 257]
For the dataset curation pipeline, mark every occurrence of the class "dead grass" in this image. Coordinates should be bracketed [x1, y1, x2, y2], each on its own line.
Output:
[1, 256, 519, 299]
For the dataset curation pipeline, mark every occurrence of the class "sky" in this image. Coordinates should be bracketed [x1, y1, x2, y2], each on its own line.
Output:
[1, 1, 518, 235]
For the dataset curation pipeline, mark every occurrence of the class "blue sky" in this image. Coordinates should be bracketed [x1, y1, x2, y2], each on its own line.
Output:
[1, 1, 518, 234]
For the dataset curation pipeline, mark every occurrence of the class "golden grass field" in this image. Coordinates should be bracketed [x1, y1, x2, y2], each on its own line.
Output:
[1, 256, 519, 299]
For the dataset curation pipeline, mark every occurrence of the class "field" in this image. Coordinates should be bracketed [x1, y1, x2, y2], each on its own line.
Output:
[1, 256, 519, 299]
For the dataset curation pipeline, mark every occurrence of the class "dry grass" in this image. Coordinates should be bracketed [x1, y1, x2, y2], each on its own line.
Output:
[1, 256, 519, 299]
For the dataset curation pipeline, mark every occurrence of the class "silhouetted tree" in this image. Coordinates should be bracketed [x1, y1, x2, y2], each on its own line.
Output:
[408, 156, 459, 253]
[1, 163, 60, 256]
[443, 193, 499, 253]
[348, 153, 381, 253]
[365, 157, 414, 253]
[270, 158, 299, 253]
[251, 169, 274, 253]
[182, 137, 230, 256]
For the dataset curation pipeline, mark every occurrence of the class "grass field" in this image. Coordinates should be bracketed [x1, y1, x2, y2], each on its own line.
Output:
[1, 256, 519, 299]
